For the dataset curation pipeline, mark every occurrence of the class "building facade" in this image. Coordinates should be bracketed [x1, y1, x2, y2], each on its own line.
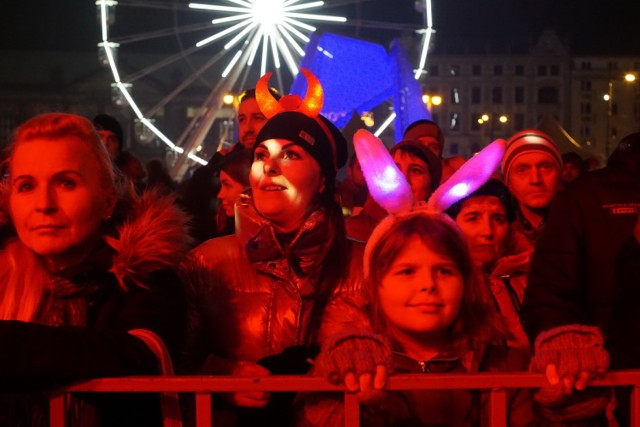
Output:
[421, 30, 640, 160]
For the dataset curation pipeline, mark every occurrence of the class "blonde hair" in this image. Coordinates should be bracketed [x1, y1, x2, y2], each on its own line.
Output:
[0, 113, 121, 321]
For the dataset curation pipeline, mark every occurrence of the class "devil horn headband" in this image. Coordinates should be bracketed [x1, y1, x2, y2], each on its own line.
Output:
[255, 68, 324, 119]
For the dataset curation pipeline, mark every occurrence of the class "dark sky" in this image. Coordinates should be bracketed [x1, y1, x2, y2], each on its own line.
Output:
[1, 0, 639, 55]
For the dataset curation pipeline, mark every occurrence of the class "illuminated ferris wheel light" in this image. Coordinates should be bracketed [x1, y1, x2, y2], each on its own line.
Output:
[189, 0, 346, 76]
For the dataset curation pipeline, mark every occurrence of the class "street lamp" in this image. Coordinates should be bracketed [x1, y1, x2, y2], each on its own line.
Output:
[422, 93, 443, 109]
[604, 72, 637, 157]
[478, 113, 509, 143]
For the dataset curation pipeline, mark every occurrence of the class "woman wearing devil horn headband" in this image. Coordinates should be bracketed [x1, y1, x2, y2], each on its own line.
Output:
[294, 132, 535, 426]
[180, 69, 367, 424]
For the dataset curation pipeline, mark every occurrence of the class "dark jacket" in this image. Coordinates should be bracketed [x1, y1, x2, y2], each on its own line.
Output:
[296, 346, 534, 427]
[521, 164, 640, 340]
[0, 191, 191, 427]
[180, 192, 365, 374]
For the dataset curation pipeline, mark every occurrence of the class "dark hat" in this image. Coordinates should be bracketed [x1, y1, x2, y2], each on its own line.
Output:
[93, 114, 124, 146]
[255, 111, 348, 183]
[501, 129, 562, 185]
[608, 132, 640, 169]
[445, 178, 516, 222]
[217, 148, 252, 187]
[561, 151, 583, 167]
[389, 139, 443, 194]
[403, 119, 445, 150]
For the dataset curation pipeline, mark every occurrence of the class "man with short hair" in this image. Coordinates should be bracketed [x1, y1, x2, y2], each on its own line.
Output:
[403, 118, 466, 181]
[236, 89, 270, 150]
[501, 129, 562, 245]
[93, 113, 124, 161]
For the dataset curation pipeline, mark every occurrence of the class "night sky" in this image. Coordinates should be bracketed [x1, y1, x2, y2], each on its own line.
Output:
[1, 0, 639, 55]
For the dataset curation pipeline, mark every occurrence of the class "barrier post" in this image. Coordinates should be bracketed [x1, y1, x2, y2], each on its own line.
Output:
[344, 393, 360, 427]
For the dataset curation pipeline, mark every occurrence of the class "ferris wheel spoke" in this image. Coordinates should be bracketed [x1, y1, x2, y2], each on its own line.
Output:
[282, 16, 316, 32]
[110, 21, 212, 45]
[116, 0, 194, 12]
[269, 34, 281, 69]
[275, 35, 300, 75]
[276, 24, 305, 56]
[260, 33, 269, 76]
[345, 19, 421, 31]
[279, 20, 310, 43]
[144, 47, 232, 117]
[120, 42, 201, 83]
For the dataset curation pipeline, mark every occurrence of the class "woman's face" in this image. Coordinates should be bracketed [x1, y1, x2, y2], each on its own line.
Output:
[454, 195, 510, 268]
[250, 139, 324, 232]
[217, 170, 246, 217]
[9, 137, 115, 270]
[379, 235, 464, 340]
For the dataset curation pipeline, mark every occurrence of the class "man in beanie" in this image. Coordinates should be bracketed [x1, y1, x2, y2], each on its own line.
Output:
[521, 132, 640, 424]
[403, 118, 466, 181]
[93, 113, 124, 161]
[346, 139, 442, 242]
[501, 129, 562, 245]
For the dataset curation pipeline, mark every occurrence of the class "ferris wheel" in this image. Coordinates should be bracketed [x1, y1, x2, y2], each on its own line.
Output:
[97, 0, 432, 178]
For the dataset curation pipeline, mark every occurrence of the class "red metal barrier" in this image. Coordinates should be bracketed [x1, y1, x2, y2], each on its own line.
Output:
[49, 371, 640, 427]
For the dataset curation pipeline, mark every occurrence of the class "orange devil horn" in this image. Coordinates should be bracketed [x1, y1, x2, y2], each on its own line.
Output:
[298, 68, 323, 117]
[255, 72, 283, 119]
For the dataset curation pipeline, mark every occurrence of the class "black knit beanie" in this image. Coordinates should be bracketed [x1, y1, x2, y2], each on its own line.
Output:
[254, 111, 348, 184]
[93, 113, 124, 147]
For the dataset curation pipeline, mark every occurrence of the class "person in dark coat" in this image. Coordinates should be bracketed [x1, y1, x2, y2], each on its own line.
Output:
[0, 113, 191, 426]
[521, 132, 640, 425]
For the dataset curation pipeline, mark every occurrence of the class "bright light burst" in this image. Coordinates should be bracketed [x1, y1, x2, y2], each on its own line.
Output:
[189, 0, 346, 77]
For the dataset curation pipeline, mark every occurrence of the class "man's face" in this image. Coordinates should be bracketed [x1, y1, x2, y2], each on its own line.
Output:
[561, 162, 581, 183]
[416, 136, 442, 158]
[96, 129, 120, 161]
[237, 98, 268, 150]
[507, 152, 560, 210]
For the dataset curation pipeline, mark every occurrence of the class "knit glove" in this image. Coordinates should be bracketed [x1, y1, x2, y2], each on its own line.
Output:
[530, 324, 611, 422]
[314, 329, 393, 385]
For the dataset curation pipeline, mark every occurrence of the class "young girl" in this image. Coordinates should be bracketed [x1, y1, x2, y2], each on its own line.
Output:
[299, 210, 534, 426]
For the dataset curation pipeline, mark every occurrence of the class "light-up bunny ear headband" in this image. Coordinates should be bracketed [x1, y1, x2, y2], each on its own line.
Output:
[354, 129, 506, 214]
[354, 129, 506, 277]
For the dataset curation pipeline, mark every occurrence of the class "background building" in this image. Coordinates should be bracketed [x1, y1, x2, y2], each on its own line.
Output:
[421, 30, 640, 160]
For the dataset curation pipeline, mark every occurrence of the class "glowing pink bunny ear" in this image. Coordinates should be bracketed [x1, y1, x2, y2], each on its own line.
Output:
[427, 138, 507, 212]
[353, 129, 413, 215]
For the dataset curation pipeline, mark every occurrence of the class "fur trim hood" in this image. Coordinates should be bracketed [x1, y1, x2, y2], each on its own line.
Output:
[105, 189, 193, 289]
[0, 186, 192, 289]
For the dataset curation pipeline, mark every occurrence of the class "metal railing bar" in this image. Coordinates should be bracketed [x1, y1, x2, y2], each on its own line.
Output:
[62, 371, 640, 393]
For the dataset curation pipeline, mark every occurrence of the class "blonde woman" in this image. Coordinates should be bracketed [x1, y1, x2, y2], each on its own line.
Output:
[0, 113, 191, 426]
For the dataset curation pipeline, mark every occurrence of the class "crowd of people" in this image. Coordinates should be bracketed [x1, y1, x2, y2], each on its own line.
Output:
[0, 68, 638, 426]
